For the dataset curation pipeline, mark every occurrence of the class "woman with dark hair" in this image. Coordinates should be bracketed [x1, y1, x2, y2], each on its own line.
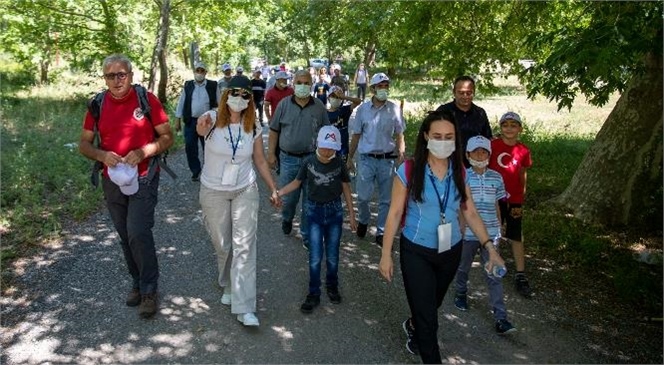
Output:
[378, 110, 505, 363]
[196, 76, 279, 327]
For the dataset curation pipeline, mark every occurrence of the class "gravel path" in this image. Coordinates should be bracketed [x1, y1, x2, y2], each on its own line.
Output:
[1, 130, 661, 364]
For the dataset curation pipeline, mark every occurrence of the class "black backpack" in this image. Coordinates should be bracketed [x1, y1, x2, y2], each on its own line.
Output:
[87, 84, 177, 188]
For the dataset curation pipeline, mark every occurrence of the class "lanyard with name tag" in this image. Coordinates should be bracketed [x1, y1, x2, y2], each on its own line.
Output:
[429, 169, 452, 253]
[221, 125, 242, 186]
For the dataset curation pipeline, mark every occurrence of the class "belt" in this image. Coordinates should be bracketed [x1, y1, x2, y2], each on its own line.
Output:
[283, 150, 312, 158]
[365, 152, 396, 159]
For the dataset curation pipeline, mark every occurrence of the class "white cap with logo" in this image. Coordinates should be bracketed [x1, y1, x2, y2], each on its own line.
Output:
[108, 163, 139, 195]
[317, 125, 341, 151]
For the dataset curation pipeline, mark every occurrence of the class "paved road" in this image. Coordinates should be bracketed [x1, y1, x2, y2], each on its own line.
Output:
[0, 131, 619, 364]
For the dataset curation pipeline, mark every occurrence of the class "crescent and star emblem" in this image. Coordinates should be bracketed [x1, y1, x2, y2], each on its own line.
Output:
[497, 152, 512, 168]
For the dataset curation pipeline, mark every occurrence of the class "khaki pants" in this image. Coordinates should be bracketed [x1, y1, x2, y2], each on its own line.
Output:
[200, 182, 259, 314]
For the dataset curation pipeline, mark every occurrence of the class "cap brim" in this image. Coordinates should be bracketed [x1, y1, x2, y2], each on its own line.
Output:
[119, 177, 139, 195]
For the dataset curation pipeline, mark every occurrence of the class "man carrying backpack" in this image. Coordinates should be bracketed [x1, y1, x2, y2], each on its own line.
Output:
[174, 61, 218, 181]
[78, 54, 173, 319]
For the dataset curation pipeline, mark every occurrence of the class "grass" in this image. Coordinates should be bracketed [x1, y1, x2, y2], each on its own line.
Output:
[1, 65, 661, 315]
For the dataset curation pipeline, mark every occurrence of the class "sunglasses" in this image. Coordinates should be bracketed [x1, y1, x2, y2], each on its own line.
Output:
[230, 88, 251, 100]
[103, 72, 129, 81]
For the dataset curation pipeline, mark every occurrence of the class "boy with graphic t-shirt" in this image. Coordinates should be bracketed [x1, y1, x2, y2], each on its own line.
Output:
[326, 86, 362, 162]
[489, 112, 533, 298]
[276, 125, 357, 314]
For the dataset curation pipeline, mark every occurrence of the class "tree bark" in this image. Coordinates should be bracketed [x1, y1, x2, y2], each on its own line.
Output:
[553, 53, 663, 229]
[156, 0, 170, 104]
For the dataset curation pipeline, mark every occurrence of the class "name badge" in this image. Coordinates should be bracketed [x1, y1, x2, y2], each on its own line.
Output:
[437, 222, 452, 253]
[221, 162, 240, 186]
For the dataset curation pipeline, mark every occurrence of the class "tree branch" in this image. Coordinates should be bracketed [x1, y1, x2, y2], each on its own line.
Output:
[35, 3, 102, 24]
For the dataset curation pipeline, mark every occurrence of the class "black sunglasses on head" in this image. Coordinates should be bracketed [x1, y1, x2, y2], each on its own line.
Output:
[230, 88, 251, 100]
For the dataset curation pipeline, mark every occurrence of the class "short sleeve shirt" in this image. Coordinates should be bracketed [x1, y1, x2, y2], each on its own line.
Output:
[264, 86, 294, 117]
[350, 100, 405, 154]
[296, 155, 350, 203]
[464, 167, 506, 241]
[269, 96, 330, 154]
[488, 138, 532, 203]
[83, 87, 169, 177]
[396, 163, 464, 249]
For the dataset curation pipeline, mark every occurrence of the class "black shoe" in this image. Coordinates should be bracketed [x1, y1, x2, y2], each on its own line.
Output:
[356, 223, 367, 238]
[375, 235, 383, 247]
[282, 220, 292, 235]
[402, 318, 419, 355]
[300, 294, 320, 314]
[191, 172, 201, 182]
[138, 293, 158, 318]
[327, 287, 341, 304]
[496, 319, 517, 335]
[126, 288, 141, 307]
[454, 294, 468, 311]
[515, 274, 533, 298]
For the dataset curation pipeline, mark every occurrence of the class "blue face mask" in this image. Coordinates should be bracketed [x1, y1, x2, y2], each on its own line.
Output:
[294, 84, 310, 98]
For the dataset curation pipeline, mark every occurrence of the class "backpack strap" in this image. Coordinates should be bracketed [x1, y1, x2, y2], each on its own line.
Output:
[87, 90, 107, 188]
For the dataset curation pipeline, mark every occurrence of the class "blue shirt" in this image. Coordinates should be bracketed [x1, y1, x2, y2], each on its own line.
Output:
[464, 167, 505, 241]
[396, 163, 464, 249]
[350, 100, 405, 154]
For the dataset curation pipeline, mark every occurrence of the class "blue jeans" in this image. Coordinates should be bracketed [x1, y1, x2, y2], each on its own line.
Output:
[454, 240, 508, 320]
[278, 151, 310, 243]
[306, 198, 343, 295]
[356, 154, 395, 236]
[184, 117, 204, 176]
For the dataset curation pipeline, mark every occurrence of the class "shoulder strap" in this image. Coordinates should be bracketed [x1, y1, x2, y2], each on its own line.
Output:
[87, 90, 107, 188]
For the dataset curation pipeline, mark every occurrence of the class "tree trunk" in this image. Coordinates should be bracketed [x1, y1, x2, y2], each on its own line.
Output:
[156, 0, 171, 105]
[39, 58, 49, 84]
[364, 42, 376, 68]
[553, 53, 663, 229]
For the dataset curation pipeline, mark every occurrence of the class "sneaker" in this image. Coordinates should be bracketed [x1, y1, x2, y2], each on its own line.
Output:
[126, 288, 141, 307]
[402, 318, 419, 355]
[327, 287, 342, 304]
[300, 294, 320, 314]
[237, 312, 260, 326]
[282, 220, 293, 235]
[221, 293, 232, 305]
[356, 223, 367, 238]
[138, 293, 158, 318]
[495, 319, 517, 335]
[375, 235, 383, 247]
[515, 275, 533, 298]
[454, 294, 468, 311]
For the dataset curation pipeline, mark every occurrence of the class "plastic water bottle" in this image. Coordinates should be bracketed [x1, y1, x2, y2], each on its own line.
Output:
[485, 262, 507, 278]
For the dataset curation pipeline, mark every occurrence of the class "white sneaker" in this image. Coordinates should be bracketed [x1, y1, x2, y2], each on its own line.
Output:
[220, 293, 232, 305]
[237, 312, 259, 326]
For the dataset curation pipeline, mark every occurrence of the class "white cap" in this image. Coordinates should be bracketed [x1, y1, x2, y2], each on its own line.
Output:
[317, 125, 341, 151]
[275, 71, 290, 80]
[108, 163, 139, 195]
[221, 63, 232, 72]
[328, 85, 342, 97]
[466, 135, 492, 154]
[499, 111, 522, 125]
[236, 66, 244, 72]
[194, 61, 207, 70]
[370, 73, 390, 86]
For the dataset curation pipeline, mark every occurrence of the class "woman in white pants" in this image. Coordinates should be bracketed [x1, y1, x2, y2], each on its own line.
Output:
[197, 75, 278, 326]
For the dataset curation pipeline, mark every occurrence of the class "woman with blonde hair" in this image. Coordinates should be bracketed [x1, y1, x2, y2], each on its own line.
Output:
[196, 75, 279, 327]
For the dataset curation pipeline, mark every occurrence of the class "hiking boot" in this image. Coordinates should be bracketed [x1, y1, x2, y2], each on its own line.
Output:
[515, 274, 533, 298]
[402, 318, 419, 355]
[356, 223, 367, 238]
[495, 319, 517, 335]
[138, 293, 158, 318]
[282, 220, 293, 235]
[454, 294, 468, 311]
[300, 294, 320, 314]
[375, 235, 383, 247]
[126, 288, 141, 307]
[327, 287, 342, 304]
[237, 312, 260, 326]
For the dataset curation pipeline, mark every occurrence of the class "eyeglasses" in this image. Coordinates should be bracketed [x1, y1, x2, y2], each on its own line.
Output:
[230, 88, 251, 100]
[103, 72, 129, 81]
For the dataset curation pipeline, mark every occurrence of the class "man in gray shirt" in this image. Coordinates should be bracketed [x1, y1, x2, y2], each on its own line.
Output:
[347, 73, 406, 247]
[268, 70, 330, 248]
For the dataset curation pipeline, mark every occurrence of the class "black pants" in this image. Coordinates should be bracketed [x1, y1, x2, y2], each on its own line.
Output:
[400, 235, 463, 364]
[102, 172, 160, 294]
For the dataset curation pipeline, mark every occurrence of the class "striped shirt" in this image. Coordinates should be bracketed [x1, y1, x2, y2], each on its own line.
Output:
[464, 167, 506, 241]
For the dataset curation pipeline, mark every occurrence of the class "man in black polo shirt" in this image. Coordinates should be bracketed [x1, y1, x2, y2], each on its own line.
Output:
[267, 70, 330, 249]
[436, 75, 492, 166]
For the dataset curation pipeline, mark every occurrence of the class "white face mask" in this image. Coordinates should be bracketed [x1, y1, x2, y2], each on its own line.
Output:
[329, 98, 342, 109]
[375, 89, 388, 101]
[294, 84, 311, 98]
[316, 149, 336, 161]
[427, 139, 455, 159]
[468, 156, 489, 168]
[226, 95, 249, 112]
[194, 73, 205, 82]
